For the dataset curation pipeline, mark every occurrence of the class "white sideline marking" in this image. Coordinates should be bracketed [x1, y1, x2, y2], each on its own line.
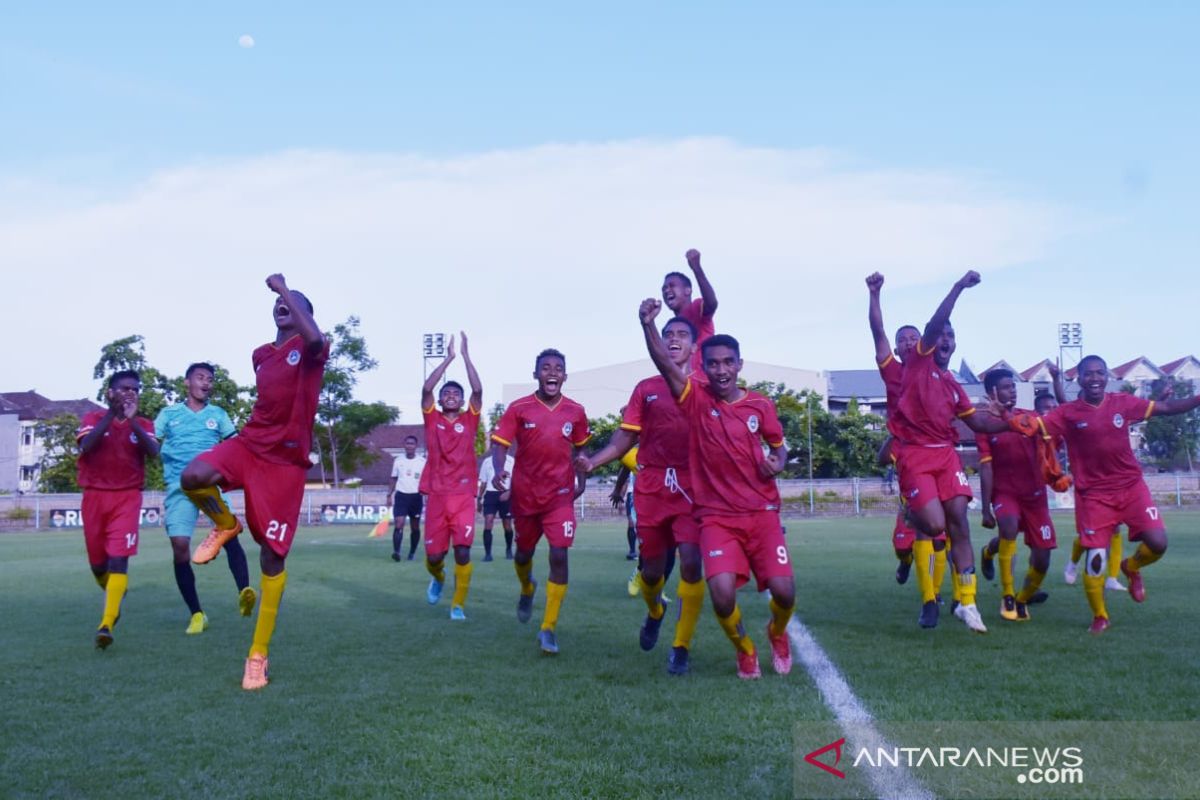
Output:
[787, 618, 934, 800]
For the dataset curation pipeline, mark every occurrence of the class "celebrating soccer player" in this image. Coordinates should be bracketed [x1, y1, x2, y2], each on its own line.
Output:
[419, 332, 483, 620]
[577, 314, 706, 676]
[387, 435, 425, 561]
[180, 274, 328, 690]
[661, 248, 718, 372]
[155, 362, 254, 634]
[490, 349, 591, 655]
[640, 298, 794, 680]
[77, 370, 160, 649]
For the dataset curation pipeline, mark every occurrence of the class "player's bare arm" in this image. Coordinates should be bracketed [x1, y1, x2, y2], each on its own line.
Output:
[266, 273, 324, 355]
[460, 330, 483, 411]
[572, 446, 588, 499]
[641, 298, 687, 399]
[979, 460, 996, 529]
[757, 444, 788, 480]
[1048, 359, 1068, 404]
[866, 272, 892, 363]
[78, 401, 122, 455]
[422, 335, 456, 409]
[921, 270, 980, 351]
[1150, 393, 1200, 417]
[686, 248, 718, 317]
[129, 411, 160, 457]
[577, 428, 637, 474]
[609, 465, 630, 509]
[876, 435, 894, 469]
[489, 441, 510, 492]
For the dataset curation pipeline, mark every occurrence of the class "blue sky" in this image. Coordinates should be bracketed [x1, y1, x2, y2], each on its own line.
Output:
[1, 2, 1195, 417]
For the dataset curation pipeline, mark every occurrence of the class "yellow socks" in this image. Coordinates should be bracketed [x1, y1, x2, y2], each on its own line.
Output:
[515, 560, 535, 595]
[768, 597, 793, 638]
[1126, 543, 1162, 573]
[998, 538, 1018, 596]
[957, 570, 977, 607]
[913, 539, 936, 603]
[1110, 535, 1126, 577]
[184, 485, 237, 530]
[716, 605, 755, 655]
[1070, 537, 1084, 564]
[452, 562, 473, 608]
[100, 572, 128, 628]
[425, 558, 445, 584]
[1016, 568, 1046, 604]
[672, 579, 705, 649]
[541, 581, 567, 631]
[250, 571, 286, 658]
[94, 571, 109, 590]
[1083, 572, 1107, 620]
[640, 575, 666, 619]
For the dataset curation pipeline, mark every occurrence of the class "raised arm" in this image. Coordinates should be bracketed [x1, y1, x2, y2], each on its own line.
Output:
[266, 273, 324, 356]
[866, 272, 891, 363]
[1150, 394, 1200, 417]
[459, 330, 483, 411]
[131, 418, 159, 457]
[686, 249, 718, 317]
[1048, 360, 1067, 404]
[921, 270, 980, 352]
[78, 406, 119, 456]
[641, 298, 688, 399]
[577, 428, 637, 474]
[421, 336, 456, 410]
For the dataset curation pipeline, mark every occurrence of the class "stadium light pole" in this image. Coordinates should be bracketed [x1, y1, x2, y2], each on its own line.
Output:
[807, 392, 814, 513]
[422, 332, 447, 381]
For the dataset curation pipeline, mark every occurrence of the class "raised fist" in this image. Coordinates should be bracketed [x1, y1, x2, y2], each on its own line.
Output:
[639, 298, 662, 324]
[265, 274, 288, 294]
[958, 270, 982, 289]
[685, 249, 701, 268]
[865, 272, 884, 292]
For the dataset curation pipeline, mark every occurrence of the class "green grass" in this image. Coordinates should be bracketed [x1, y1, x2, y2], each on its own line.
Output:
[2, 513, 1198, 799]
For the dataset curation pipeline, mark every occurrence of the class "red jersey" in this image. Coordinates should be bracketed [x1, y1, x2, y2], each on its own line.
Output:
[419, 403, 481, 496]
[76, 412, 155, 490]
[975, 408, 1041, 497]
[678, 378, 785, 516]
[893, 342, 975, 446]
[1040, 393, 1153, 495]
[680, 298, 715, 373]
[878, 353, 904, 437]
[492, 393, 591, 516]
[238, 335, 330, 467]
[620, 375, 690, 471]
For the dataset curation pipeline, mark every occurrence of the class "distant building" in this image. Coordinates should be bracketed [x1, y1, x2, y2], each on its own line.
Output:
[0, 391, 104, 492]
[306, 423, 425, 487]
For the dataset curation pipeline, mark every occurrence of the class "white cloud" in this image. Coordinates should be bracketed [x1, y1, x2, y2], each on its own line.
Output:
[0, 139, 1068, 418]
[238, 34, 255, 49]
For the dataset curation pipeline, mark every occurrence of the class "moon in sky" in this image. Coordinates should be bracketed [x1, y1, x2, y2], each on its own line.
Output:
[238, 34, 255, 48]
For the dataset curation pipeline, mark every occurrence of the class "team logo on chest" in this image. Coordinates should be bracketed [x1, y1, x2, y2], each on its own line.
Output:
[561, 422, 573, 438]
[454, 422, 464, 434]
[747, 414, 759, 433]
[286, 349, 301, 366]
[129, 432, 138, 443]
[206, 418, 218, 430]
[1112, 413, 1125, 429]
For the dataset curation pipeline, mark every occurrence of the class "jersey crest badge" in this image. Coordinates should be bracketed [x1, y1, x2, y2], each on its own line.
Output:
[747, 414, 759, 433]
[561, 422, 573, 438]
[454, 422, 464, 434]
[206, 418, 218, 430]
[1112, 413, 1125, 429]
[129, 432, 138, 443]
[287, 349, 301, 366]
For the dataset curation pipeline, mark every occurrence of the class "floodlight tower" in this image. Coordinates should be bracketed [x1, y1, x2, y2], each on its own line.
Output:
[422, 332, 447, 381]
[1058, 323, 1083, 372]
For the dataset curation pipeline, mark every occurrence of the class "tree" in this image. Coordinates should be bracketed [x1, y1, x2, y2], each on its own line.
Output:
[35, 413, 82, 493]
[1143, 377, 1199, 471]
[748, 382, 886, 478]
[315, 317, 398, 485]
[584, 412, 625, 478]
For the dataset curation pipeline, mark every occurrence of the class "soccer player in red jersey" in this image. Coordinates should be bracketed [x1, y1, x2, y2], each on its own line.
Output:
[489, 349, 591, 655]
[577, 315, 705, 675]
[77, 370, 160, 649]
[418, 332, 482, 620]
[1015, 355, 1200, 633]
[661, 248, 718, 373]
[640, 298, 794, 680]
[974, 369, 1058, 623]
[891, 270, 1007, 634]
[180, 274, 328, 689]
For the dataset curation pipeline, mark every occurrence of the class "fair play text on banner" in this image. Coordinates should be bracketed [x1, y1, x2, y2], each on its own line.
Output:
[320, 504, 392, 524]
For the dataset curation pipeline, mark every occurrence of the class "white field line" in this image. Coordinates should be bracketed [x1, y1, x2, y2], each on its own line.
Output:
[788, 617, 935, 800]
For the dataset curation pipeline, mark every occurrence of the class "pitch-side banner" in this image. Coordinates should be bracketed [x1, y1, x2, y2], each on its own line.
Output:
[320, 504, 392, 524]
[49, 508, 162, 528]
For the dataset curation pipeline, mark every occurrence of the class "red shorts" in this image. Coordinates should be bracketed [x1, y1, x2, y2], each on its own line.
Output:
[993, 491, 1056, 549]
[892, 506, 917, 550]
[424, 493, 476, 554]
[634, 473, 700, 560]
[514, 504, 577, 551]
[82, 488, 142, 565]
[897, 444, 972, 513]
[198, 437, 306, 558]
[700, 511, 793, 592]
[1074, 483, 1165, 549]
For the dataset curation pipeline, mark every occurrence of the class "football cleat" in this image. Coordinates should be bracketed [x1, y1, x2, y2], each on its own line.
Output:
[639, 602, 667, 652]
[954, 603, 988, 634]
[239, 586, 257, 617]
[193, 519, 244, 565]
[538, 629, 559, 655]
[517, 579, 537, 623]
[391, 552, 401, 562]
[94, 626, 113, 650]
[667, 646, 690, 676]
[736, 648, 761, 680]
[1088, 616, 1110, 635]
[242, 654, 269, 690]
[626, 570, 640, 597]
[1063, 560, 1078, 585]
[483, 553, 494, 562]
[1120, 560, 1145, 603]
[895, 558, 912, 585]
[186, 612, 209, 635]
[765, 622, 792, 675]
[426, 577, 443, 605]
[1015, 600, 1031, 621]
[1104, 576, 1128, 593]
[918, 600, 939, 629]
[1000, 595, 1018, 621]
[450, 605, 467, 621]
[980, 546, 996, 581]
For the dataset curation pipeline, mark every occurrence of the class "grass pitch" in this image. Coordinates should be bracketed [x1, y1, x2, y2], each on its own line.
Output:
[2, 513, 1197, 799]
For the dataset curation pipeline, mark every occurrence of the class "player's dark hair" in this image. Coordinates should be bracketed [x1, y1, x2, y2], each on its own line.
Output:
[701, 334, 740, 360]
[895, 324, 920, 341]
[663, 271, 692, 289]
[441, 380, 464, 396]
[404, 434, 419, 443]
[535, 348, 566, 370]
[1034, 392, 1056, 413]
[984, 369, 1014, 394]
[662, 316, 697, 340]
[289, 290, 315, 315]
[108, 369, 140, 389]
[1078, 354, 1107, 372]
[185, 362, 216, 379]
